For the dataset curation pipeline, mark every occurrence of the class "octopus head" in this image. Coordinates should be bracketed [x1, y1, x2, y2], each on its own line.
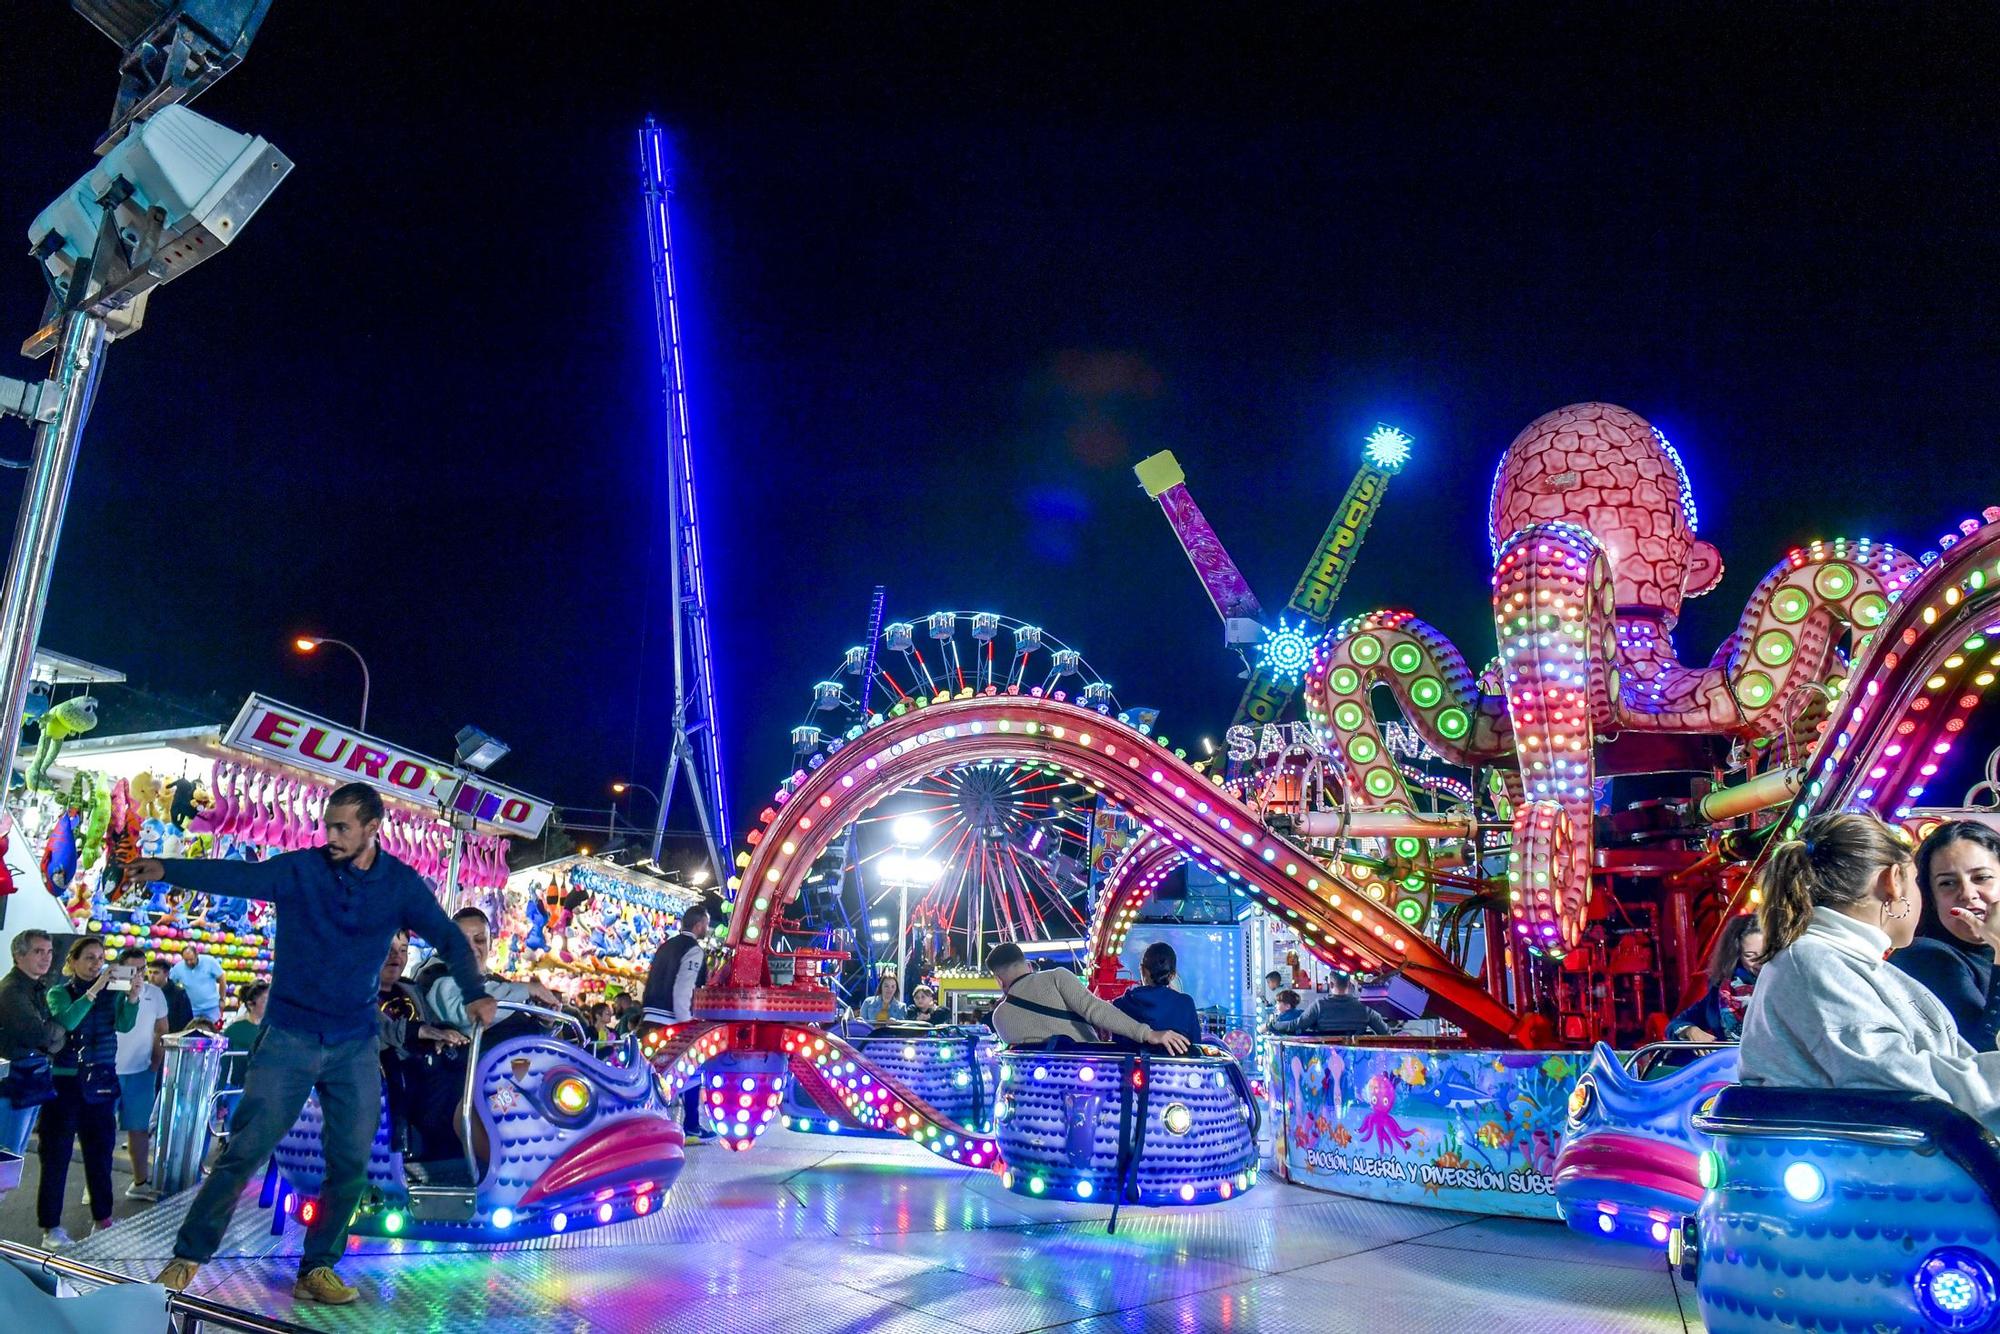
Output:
[1488, 402, 1724, 631]
[1364, 1072, 1397, 1111]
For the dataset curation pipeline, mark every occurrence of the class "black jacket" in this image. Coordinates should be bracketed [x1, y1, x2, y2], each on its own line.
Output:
[1279, 994, 1390, 1037]
[0, 968, 62, 1062]
[1892, 934, 1998, 1052]
[159, 979, 194, 1035]
[642, 934, 709, 1019]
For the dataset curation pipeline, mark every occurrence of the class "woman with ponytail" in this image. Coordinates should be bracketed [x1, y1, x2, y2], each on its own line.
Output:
[1739, 810, 2000, 1133]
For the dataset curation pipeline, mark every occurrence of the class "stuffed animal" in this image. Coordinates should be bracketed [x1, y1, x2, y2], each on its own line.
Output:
[41, 807, 78, 895]
[104, 778, 140, 882]
[130, 772, 162, 824]
[77, 777, 109, 874]
[169, 777, 203, 829]
[22, 680, 50, 729]
[28, 696, 97, 789]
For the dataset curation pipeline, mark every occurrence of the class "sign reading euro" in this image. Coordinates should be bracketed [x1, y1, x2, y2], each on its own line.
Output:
[223, 694, 552, 838]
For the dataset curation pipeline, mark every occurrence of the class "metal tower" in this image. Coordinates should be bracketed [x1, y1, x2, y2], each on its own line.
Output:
[639, 118, 729, 878]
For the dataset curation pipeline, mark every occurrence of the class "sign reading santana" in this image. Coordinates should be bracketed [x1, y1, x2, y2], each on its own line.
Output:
[223, 695, 552, 838]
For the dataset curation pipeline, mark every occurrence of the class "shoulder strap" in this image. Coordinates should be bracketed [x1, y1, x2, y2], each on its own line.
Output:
[998, 992, 1085, 1023]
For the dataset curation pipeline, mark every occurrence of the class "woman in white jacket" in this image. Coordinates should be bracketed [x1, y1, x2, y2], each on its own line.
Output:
[1739, 810, 2000, 1133]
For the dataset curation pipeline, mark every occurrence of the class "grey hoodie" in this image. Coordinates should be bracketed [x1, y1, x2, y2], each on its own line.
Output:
[1740, 906, 2000, 1133]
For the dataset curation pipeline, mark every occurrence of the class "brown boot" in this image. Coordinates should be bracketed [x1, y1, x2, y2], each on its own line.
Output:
[293, 1266, 360, 1305]
[156, 1258, 200, 1292]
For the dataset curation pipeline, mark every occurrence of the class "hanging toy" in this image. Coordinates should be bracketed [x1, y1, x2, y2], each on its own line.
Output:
[524, 891, 550, 955]
[169, 776, 204, 830]
[43, 807, 79, 898]
[104, 778, 141, 893]
[0, 810, 15, 897]
[77, 776, 110, 874]
[28, 696, 98, 790]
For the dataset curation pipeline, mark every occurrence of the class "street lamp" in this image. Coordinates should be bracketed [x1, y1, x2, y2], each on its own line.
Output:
[878, 855, 943, 992]
[294, 636, 371, 732]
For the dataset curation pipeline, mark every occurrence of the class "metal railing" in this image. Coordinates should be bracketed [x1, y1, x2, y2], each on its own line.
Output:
[0, 1239, 310, 1333]
[1625, 1039, 1734, 1081]
[456, 1001, 589, 1186]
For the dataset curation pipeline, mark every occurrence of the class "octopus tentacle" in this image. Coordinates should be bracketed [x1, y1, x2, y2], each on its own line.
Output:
[1612, 538, 1920, 733]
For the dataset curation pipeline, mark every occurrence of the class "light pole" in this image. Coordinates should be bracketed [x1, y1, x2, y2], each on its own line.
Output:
[880, 815, 939, 995]
[295, 637, 371, 732]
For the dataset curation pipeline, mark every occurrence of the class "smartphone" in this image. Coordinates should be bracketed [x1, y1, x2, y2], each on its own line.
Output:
[105, 964, 136, 992]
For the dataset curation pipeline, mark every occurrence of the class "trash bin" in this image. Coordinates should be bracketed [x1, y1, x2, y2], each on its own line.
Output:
[154, 1031, 228, 1196]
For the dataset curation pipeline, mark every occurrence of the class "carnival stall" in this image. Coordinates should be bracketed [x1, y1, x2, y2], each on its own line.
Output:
[493, 853, 701, 998]
[8, 691, 544, 993]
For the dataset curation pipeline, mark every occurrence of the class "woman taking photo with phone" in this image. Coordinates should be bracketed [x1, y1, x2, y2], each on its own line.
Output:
[38, 935, 139, 1248]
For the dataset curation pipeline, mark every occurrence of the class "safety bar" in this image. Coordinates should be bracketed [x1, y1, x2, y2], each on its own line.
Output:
[1625, 1040, 1733, 1080]
[458, 1001, 591, 1187]
[0, 1239, 311, 1333]
[1689, 1108, 1929, 1149]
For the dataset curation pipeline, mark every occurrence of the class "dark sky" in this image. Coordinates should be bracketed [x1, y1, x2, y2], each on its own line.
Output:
[0, 5, 1994, 858]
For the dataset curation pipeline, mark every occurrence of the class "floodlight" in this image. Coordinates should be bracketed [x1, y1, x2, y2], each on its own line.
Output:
[72, 1, 275, 147]
[890, 814, 932, 847]
[880, 853, 943, 886]
[28, 103, 291, 337]
[453, 725, 510, 773]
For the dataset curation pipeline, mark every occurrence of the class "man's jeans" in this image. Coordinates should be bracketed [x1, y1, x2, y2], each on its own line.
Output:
[174, 1024, 380, 1275]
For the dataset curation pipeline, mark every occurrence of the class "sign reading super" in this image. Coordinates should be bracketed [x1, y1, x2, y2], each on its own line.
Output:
[223, 694, 551, 838]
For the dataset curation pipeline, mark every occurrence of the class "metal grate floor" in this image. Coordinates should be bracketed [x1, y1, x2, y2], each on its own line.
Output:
[64, 1128, 1693, 1332]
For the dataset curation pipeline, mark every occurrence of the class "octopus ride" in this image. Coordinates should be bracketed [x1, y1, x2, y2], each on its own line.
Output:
[271, 403, 2000, 1309]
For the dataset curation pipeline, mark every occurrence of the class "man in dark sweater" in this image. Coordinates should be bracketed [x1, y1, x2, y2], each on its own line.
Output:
[123, 782, 493, 1306]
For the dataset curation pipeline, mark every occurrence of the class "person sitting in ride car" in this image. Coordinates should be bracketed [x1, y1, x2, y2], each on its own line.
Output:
[1111, 942, 1203, 1053]
[986, 943, 1189, 1054]
[420, 907, 559, 1039]
[1740, 811, 2000, 1132]
[1669, 915, 1765, 1042]
[1274, 972, 1390, 1037]
[905, 985, 946, 1025]
[1892, 820, 2000, 1052]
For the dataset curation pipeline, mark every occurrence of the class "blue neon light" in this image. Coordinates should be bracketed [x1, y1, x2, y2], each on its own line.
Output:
[1362, 424, 1413, 471]
[1258, 615, 1315, 685]
[640, 120, 730, 856]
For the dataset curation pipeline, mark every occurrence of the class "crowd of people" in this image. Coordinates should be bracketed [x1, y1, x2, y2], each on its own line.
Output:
[0, 928, 279, 1248]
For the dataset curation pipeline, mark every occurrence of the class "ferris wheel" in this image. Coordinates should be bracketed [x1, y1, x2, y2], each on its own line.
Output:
[784, 610, 1123, 970]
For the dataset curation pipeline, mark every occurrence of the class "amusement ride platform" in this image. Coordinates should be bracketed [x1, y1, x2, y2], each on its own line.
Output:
[63, 1128, 1694, 1332]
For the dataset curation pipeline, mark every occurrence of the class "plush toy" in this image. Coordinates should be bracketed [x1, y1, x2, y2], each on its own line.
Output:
[42, 807, 78, 895]
[130, 772, 162, 824]
[77, 777, 109, 875]
[104, 778, 140, 883]
[169, 777, 204, 829]
[524, 891, 550, 955]
[0, 811, 15, 897]
[28, 696, 98, 789]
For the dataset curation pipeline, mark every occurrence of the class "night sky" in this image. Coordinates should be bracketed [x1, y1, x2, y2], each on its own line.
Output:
[0, 6, 1994, 859]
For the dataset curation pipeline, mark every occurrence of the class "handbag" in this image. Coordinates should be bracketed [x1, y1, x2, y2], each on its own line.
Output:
[76, 1061, 121, 1106]
[0, 1051, 57, 1108]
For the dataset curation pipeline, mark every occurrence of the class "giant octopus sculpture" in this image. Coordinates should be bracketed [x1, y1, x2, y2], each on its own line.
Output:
[1305, 402, 1921, 955]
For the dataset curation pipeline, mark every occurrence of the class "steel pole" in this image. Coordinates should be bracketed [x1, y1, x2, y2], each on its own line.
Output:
[897, 878, 909, 1000]
[444, 825, 465, 913]
[0, 313, 109, 787]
